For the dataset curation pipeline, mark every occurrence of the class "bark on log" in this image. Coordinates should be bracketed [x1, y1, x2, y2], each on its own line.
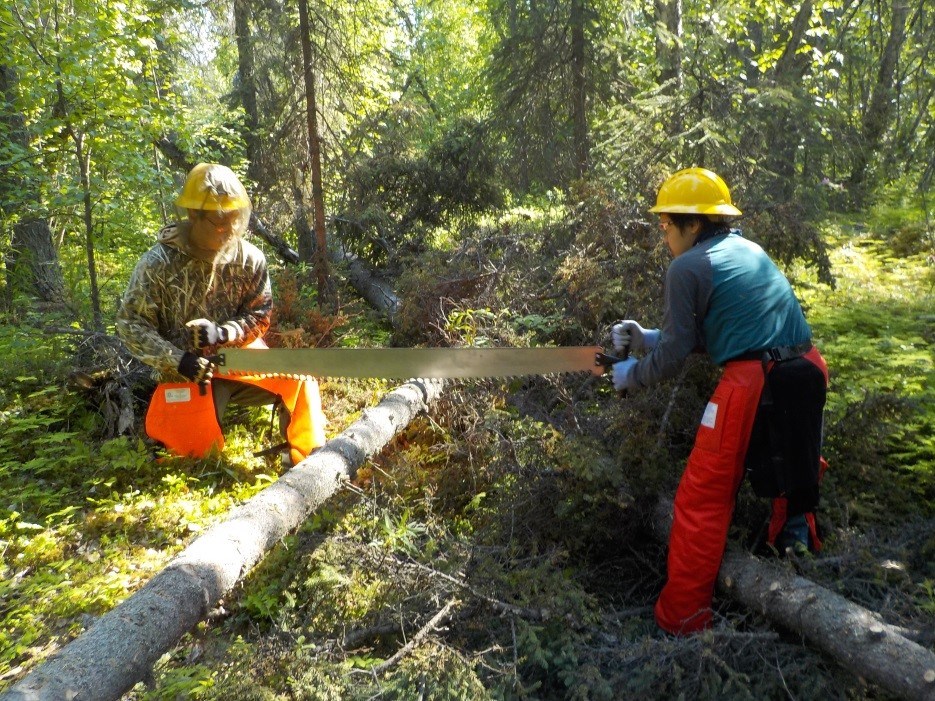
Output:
[250, 214, 300, 264]
[1, 379, 445, 701]
[653, 499, 935, 701]
[329, 245, 400, 324]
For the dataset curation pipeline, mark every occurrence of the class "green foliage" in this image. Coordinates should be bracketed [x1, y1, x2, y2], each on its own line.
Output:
[0, 323, 290, 682]
[140, 665, 216, 700]
[0, 319, 73, 386]
[379, 647, 490, 700]
[336, 117, 504, 267]
[794, 222, 935, 525]
[866, 185, 935, 258]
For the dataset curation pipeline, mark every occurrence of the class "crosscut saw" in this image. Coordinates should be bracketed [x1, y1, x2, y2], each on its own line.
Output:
[215, 346, 623, 380]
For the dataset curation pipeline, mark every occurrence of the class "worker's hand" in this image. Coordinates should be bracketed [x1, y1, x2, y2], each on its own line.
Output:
[178, 352, 216, 384]
[612, 320, 660, 354]
[611, 357, 639, 392]
[186, 318, 230, 350]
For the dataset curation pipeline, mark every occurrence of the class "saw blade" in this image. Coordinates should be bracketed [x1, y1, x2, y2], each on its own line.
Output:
[217, 346, 606, 380]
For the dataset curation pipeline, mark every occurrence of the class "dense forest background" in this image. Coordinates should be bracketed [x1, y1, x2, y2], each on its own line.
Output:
[1, 0, 933, 698]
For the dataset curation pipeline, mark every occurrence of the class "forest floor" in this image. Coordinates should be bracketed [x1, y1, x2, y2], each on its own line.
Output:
[0, 217, 932, 700]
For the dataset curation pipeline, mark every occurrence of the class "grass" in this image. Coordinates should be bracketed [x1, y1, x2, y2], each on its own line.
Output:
[792, 222, 934, 524]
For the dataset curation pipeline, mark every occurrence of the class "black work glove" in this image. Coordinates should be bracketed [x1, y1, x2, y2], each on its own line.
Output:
[178, 352, 216, 384]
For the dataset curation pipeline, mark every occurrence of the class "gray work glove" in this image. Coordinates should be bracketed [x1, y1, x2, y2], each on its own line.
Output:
[186, 318, 239, 350]
[178, 352, 216, 384]
[612, 320, 660, 354]
[611, 357, 639, 392]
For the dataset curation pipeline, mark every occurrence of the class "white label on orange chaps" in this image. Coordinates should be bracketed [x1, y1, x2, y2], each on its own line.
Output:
[701, 401, 718, 429]
[164, 388, 193, 404]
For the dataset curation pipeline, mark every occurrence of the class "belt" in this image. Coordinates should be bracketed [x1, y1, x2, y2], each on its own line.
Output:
[729, 341, 813, 364]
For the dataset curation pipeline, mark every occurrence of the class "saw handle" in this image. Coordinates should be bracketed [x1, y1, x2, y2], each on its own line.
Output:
[595, 347, 631, 398]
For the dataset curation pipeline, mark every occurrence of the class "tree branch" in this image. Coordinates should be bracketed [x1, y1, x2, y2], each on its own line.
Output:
[370, 599, 460, 675]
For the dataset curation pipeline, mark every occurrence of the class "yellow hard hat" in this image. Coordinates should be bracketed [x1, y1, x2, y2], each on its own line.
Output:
[175, 163, 251, 212]
[649, 168, 742, 216]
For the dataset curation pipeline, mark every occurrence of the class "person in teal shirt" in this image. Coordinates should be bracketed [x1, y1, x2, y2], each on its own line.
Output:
[612, 168, 829, 635]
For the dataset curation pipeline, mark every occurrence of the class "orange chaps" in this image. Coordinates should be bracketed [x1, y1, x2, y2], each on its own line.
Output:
[653, 347, 827, 635]
[145, 374, 326, 465]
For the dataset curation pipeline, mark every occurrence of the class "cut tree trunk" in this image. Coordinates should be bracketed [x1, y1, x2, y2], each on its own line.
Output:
[1, 379, 444, 701]
[653, 499, 935, 701]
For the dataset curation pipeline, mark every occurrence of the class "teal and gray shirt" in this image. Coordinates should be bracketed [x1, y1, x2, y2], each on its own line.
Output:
[634, 229, 811, 387]
[116, 223, 272, 381]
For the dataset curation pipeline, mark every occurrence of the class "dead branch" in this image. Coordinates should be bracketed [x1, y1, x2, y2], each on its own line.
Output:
[401, 556, 552, 621]
[371, 598, 460, 675]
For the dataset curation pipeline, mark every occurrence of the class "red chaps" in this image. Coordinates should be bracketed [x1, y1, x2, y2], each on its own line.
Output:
[654, 348, 827, 635]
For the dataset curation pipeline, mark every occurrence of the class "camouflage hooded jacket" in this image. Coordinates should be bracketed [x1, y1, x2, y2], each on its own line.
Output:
[116, 223, 272, 381]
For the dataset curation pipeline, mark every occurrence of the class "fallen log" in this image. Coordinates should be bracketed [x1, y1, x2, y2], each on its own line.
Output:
[652, 499, 935, 701]
[250, 214, 300, 264]
[329, 245, 400, 324]
[1, 378, 444, 701]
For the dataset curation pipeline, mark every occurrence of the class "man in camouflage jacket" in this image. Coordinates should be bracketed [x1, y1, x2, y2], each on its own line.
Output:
[117, 163, 326, 463]
[116, 218, 272, 381]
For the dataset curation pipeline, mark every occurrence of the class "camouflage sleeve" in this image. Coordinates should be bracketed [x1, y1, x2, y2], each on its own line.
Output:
[115, 252, 186, 377]
[219, 251, 271, 347]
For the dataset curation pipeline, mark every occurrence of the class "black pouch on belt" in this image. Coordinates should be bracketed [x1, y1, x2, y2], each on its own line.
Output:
[744, 351, 826, 512]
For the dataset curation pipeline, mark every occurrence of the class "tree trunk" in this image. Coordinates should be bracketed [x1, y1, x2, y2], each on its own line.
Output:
[772, 0, 814, 80]
[569, 0, 589, 178]
[329, 245, 400, 324]
[720, 549, 935, 701]
[234, 0, 261, 184]
[847, 0, 910, 201]
[653, 0, 682, 89]
[1, 378, 445, 701]
[652, 499, 935, 701]
[5, 220, 66, 310]
[0, 65, 66, 309]
[763, 0, 814, 203]
[73, 132, 103, 331]
[297, 0, 331, 304]
[653, 0, 682, 142]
